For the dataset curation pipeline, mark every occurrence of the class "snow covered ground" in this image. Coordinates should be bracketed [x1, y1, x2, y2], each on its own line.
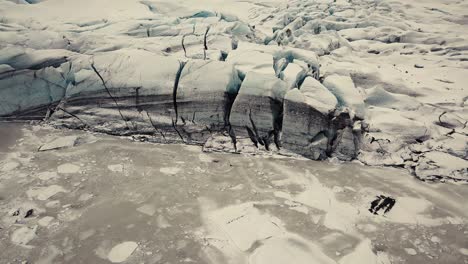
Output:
[0, 123, 467, 263]
[0, 0, 467, 181]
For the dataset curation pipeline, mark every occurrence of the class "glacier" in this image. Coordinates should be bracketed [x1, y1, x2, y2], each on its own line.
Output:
[0, 0, 467, 179]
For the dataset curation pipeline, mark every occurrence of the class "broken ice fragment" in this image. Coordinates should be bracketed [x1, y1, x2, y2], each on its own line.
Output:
[26, 185, 67, 201]
[57, 163, 80, 174]
[107, 164, 124, 173]
[107, 241, 138, 263]
[136, 204, 156, 216]
[38, 136, 78, 151]
[38, 216, 54, 227]
[37, 171, 59, 181]
[404, 248, 417, 255]
[159, 167, 181, 175]
[11, 225, 37, 248]
[1, 162, 20, 172]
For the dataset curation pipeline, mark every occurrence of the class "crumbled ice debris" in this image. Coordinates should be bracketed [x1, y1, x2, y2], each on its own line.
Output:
[156, 215, 171, 229]
[1, 161, 20, 172]
[107, 241, 138, 263]
[198, 153, 215, 163]
[78, 193, 93, 202]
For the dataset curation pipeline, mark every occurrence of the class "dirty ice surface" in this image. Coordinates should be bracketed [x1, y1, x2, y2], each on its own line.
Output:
[0, 123, 467, 264]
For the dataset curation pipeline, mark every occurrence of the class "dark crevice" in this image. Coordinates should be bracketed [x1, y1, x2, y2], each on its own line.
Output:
[248, 109, 264, 147]
[203, 26, 211, 60]
[91, 63, 130, 130]
[271, 98, 284, 150]
[223, 69, 243, 151]
[182, 35, 188, 58]
[228, 125, 238, 152]
[220, 51, 228, 61]
[135, 87, 142, 112]
[172, 119, 185, 142]
[245, 126, 258, 148]
[172, 60, 187, 142]
[225, 97, 238, 151]
[145, 110, 167, 142]
[56, 107, 88, 128]
[172, 60, 187, 125]
[191, 111, 197, 123]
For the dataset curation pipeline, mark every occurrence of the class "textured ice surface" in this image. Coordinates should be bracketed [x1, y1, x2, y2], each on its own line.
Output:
[0, 124, 467, 263]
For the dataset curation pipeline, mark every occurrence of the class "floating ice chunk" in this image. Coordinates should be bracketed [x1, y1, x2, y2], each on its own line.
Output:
[11, 225, 37, 248]
[249, 236, 336, 264]
[137, 204, 156, 216]
[339, 239, 390, 264]
[79, 229, 96, 240]
[26, 185, 67, 201]
[156, 215, 171, 229]
[78, 193, 94, 202]
[45, 200, 60, 208]
[404, 248, 417, 255]
[107, 241, 138, 263]
[159, 167, 181, 175]
[57, 163, 80, 174]
[208, 203, 284, 251]
[1, 161, 19, 172]
[38, 216, 54, 227]
[38, 136, 78, 151]
[107, 164, 124, 173]
[37, 171, 58, 181]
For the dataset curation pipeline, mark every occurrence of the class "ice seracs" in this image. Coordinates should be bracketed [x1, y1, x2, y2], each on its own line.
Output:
[230, 72, 287, 150]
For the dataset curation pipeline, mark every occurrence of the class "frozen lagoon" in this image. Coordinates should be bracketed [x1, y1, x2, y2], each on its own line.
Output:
[0, 123, 467, 264]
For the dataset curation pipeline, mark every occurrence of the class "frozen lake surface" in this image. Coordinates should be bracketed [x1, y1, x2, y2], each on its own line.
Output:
[0, 123, 467, 263]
